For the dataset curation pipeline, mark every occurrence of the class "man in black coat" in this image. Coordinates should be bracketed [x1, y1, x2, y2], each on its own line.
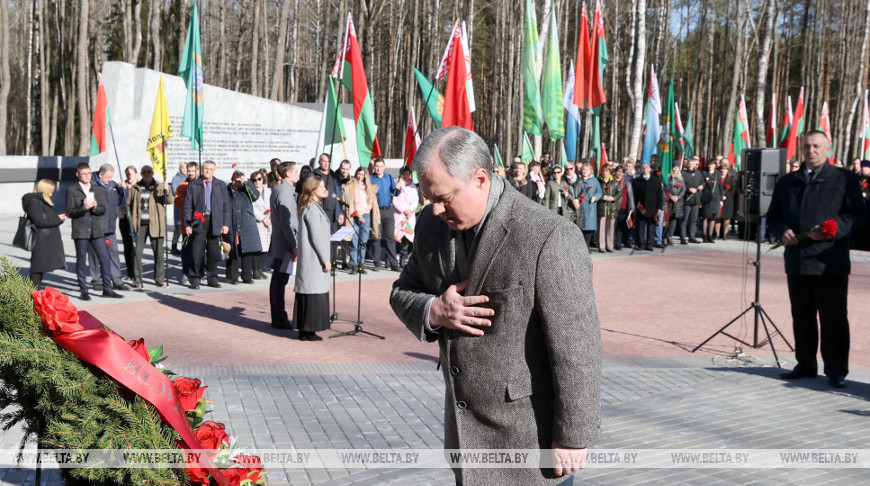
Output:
[631, 163, 664, 251]
[66, 162, 123, 301]
[183, 160, 231, 289]
[767, 130, 868, 388]
[680, 156, 705, 243]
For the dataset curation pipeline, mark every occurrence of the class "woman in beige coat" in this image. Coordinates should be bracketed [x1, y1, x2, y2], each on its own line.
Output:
[341, 167, 380, 274]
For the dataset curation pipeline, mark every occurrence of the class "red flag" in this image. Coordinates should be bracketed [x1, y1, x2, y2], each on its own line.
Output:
[573, 3, 592, 110]
[599, 142, 609, 173]
[441, 22, 473, 130]
[785, 87, 804, 161]
[586, 0, 607, 109]
[404, 106, 422, 169]
[89, 74, 109, 156]
[766, 94, 776, 147]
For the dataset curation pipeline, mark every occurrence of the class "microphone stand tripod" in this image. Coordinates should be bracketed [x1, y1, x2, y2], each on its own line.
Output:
[329, 198, 385, 340]
[691, 215, 792, 365]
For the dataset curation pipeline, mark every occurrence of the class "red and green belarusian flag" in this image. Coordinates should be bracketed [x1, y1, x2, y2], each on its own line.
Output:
[785, 87, 805, 161]
[586, 0, 609, 110]
[861, 90, 870, 159]
[89, 74, 110, 156]
[436, 20, 475, 130]
[573, 3, 592, 110]
[778, 95, 793, 148]
[817, 101, 834, 165]
[404, 106, 421, 170]
[728, 95, 751, 170]
[332, 12, 381, 167]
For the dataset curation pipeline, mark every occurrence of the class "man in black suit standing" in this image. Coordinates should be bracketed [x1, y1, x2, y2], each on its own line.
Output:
[268, 161, 300, 329]
[768, 131, 868, 388]
[183, 160, 231, 289]
[66, 162, 124, 301]
[631, 163, 664, 251]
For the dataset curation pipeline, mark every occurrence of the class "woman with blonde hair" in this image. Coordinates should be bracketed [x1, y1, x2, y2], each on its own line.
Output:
[341, 166, 380, 274]
[294, 177, 332, 341]
[22, 179, 67, 289]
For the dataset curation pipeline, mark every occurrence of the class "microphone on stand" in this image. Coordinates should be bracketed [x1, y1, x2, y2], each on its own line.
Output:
[335, 196, 351, 208]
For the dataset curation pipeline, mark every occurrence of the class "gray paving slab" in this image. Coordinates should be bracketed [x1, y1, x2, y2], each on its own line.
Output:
[2, 357, 869, 485]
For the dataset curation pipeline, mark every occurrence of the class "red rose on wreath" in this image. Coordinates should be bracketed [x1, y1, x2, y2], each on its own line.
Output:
[195, 420, 230, 450]
[821, 218, 838, 238]
[220, 468, 243, 484]
[127, 338, 150, 362]
[32, 287, 82, 334]
[173, 377, 207, 412]
[233, 454, 265, 484]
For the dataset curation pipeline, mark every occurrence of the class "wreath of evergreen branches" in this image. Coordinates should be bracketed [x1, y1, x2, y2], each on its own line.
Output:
[0, 258, 186, 485]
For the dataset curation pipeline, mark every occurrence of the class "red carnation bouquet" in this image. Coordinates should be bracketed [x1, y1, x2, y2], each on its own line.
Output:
[770, 218, 837, 251]
[183, 211, 208, 246]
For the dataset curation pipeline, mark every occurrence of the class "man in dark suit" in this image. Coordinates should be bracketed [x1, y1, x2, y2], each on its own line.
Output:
[680, 157, 705, 243]
[391, 127, 601, 485]
[182, 160, 231, 289]
[268, 161, 300, 329]
[67, 162, 124, 301]
[767, 131, 868, 388]
[631, 163, 664, 251]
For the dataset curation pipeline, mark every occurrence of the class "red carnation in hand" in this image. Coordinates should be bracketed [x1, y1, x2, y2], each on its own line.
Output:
[32, 287, 83, 334]
[173, 377, 207, 412]
[821, 218, 838, 238]
[105, 239, 112, 245]
[127, 338, 150, 362]
[862, 181, 868, 189]
[195, 420, 230, 450]
[264, 209, 271, 214]
[562, 186, 569, 191]
[725, 184, 732, 190]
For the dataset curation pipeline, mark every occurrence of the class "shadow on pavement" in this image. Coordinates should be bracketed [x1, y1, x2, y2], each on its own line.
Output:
[142, 290, 301, 339]
[709, 366, 870, 401]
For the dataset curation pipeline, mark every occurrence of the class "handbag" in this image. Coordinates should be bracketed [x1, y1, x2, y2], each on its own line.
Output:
[13, 215, 37, 251]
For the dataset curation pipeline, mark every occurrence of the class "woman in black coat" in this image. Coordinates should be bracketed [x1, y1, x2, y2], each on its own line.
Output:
[700, 163, 724, 242]
[226, 170, 262, 284]
[715, 163, 737, 239]
[22, 179, 67, 289]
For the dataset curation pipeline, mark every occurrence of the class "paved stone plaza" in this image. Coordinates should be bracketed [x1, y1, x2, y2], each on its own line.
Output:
[1, 215, 869, 485]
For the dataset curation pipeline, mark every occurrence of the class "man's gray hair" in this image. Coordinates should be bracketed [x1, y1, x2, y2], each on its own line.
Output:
[413, 126, 492, 181]
[203, 160, 216, 167]
[98, 163, 115, 175]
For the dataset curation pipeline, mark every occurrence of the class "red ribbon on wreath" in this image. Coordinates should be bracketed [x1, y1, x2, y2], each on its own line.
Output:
[31, 288, 229, 486]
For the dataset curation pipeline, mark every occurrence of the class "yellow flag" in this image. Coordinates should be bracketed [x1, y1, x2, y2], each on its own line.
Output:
[147, 76, 174, 176]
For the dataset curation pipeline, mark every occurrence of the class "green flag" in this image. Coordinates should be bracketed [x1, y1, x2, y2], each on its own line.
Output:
[493, 144, 505, 169]
[521, 133, 535, 162]
[683, 113, 695, 158]
[590, 114, 601, 175]
[413, 68, 443, 129]
[541, 5, 564, 140]
[324, 78, 346, 145]
[178, 0, 204, 152]
[522, 0, 543, 136]
[657, 77, 675, 183]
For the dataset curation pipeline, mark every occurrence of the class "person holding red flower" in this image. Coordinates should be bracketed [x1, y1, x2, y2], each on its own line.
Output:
[596, 165, 622, 253]
[767, 130, 868, 389]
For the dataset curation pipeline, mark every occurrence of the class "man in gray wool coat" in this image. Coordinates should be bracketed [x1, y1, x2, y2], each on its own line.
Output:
[390, 127, 602, 486]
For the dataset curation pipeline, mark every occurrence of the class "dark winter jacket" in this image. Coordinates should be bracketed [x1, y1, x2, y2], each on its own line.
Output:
[767, 163, 868, 275]
[227, 180, 263, 255]
[22, 193, 66, 273]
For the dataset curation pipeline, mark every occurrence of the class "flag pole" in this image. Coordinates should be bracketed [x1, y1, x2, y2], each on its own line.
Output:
[107, 120, 136, 250]
[326, 78, 341, 169]
[161, 133, 170, 287]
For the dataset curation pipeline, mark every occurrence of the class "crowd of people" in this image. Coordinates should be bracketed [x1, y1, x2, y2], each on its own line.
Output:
[18, 144, 870, 338]
[503, 152, 870, 253]
[21, 155, 424, 340]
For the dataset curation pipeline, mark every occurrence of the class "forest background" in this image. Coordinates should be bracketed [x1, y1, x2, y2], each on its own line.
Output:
[0, 0, 868, 165]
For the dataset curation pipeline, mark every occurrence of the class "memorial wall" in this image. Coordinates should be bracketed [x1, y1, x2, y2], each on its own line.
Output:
[93, 62, 358, 181]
